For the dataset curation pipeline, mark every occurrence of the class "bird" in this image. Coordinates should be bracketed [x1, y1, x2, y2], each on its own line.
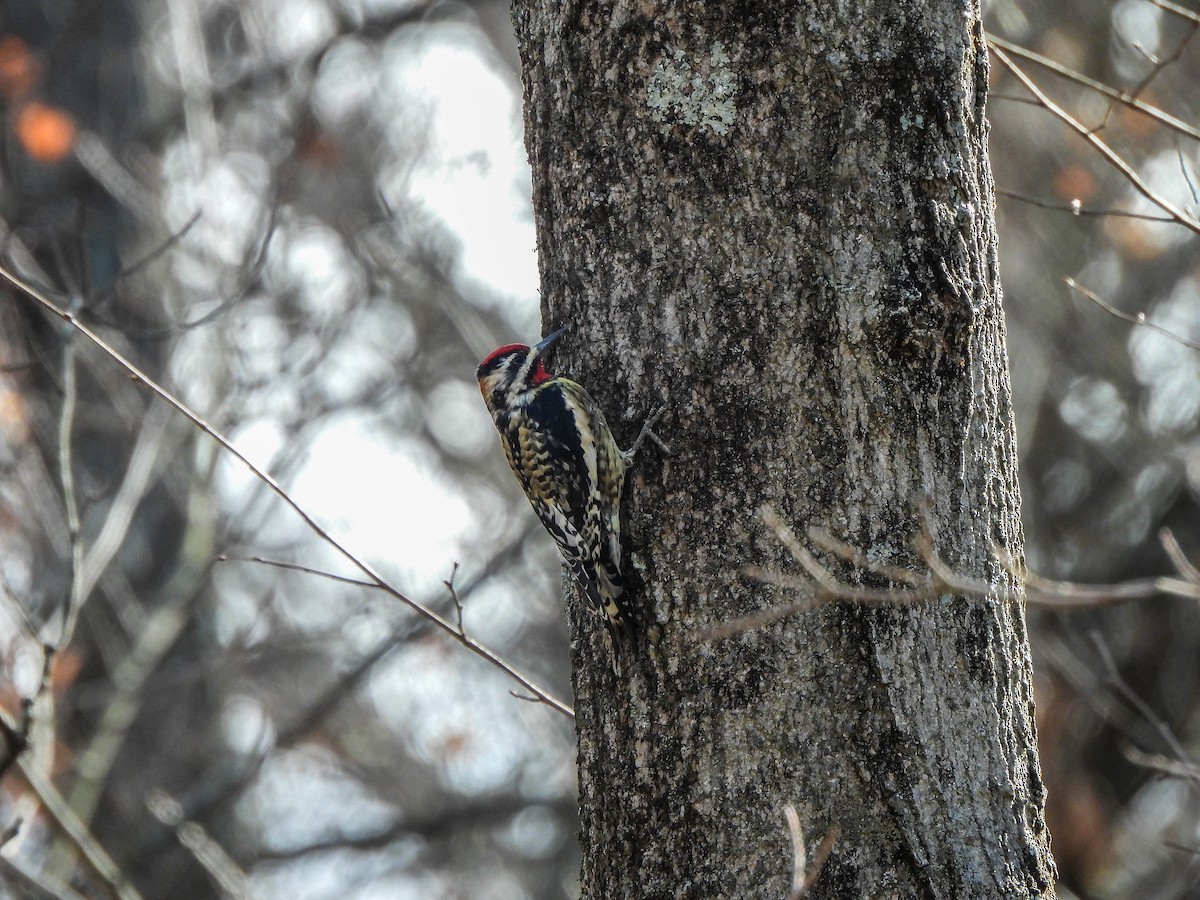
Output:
[476, 326, 664, 668]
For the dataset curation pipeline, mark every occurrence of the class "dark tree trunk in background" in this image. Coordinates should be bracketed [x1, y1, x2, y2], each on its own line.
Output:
[513, 2, 1056, 897]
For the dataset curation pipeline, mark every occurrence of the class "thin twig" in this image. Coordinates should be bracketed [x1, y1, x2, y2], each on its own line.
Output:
[445, 562, 466, 636]
[782, 805, 841, 900]
[0, 261, 573, 719]
[709, 505, 1200, 641]
[801, 826, 841, 898]
[985, 34, 1200, 143]
[76, 403, 174, 608]
[1178, 142, 1200, 206]
[995, 188, 1176, 222]
[760, 506, 808, 563]
[1126, 13, 1199, 102]
[16, 757, 143, 900]
[0, 849, 90, 900]
[1160, 527, 1200, 583]
[989, 92, 1043, 107]
[0, 817, 19, 847]
[784, 805, 806, 896]
[56, 323, 85, 647]
[100, 210, 202, 297]
[216, 555, 378, 589]
[1066, 278, 1200, 353]
[1091, 631, 1195, 770]
[700, 509, 956, 641]
[509, 691, 546, 703]
[990, 45, 1200, 236]
[146, 790, 252, 900]
[1122, 742, 1200, 786]
[1155, 0, 1200, 25]
[1025, 573, 1200, 606]
[807, 526, 928, 586]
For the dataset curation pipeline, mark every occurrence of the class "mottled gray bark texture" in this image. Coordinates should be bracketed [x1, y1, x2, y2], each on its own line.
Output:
[511, 2, 1057, 897]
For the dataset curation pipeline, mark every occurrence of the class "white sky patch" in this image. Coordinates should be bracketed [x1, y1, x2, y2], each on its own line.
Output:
[375, 21, 539, 312]
[1059, 377, 1127, 443]
[1130, 276, 1200, 434]
[318, 305, 417, 406]
[249, 849, 431, 900]
[1119, 149, 1199, 256]
[426, 379, 495, 459]
[254, 0, 338, 63]
[408, 167, 539, 305]
[216, 417, 290, 512]
[163, 148, 270, 271]
[452, 577, 529, 648]
[370, 644, 541, 795]
[265, 217, 364, 320]
[313, 37, 378, 127]
[289, 416, 473, 595]
[241, 744, 401, 854]
[223, 693, 277, 756]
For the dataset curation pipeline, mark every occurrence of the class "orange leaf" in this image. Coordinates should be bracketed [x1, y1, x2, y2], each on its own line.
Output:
[0, 386, 29, 443]
[15, 102, 76, 163]
[0, 37, 37, 101]
[1053, 163, 1096, 206]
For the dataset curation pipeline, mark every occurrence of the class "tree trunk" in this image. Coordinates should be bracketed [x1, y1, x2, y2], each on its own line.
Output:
[511, 2, 1057, 897]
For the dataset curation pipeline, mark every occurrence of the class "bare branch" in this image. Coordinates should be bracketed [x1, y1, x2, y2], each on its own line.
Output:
[216, 554, 378, 589]
[782, 805, 841, 900]
[1160, 527, 1200, 583]
[989, 44, 1200, 235]
[101, 210, 202, 293]
[1024, 573, 1198, 606]
[1091, 630, 1195, 770]
[708, 503, 1200, 641]
[65, 508, 213, 831]
[15, 757, 144, 900]
[509, 690, 550, 704]
[699, 508, 968, 642]
[1178, 142, 1200, 205]
[784, 805, 807, 896]
[0, 848, 90, 900]
[77, 403, 175, 610]
[1065, 278, 1200, 353]
[254, 795, 578, 862]
[1122, 742, 1200, 786]
[995, 188, 1176, 222]
[0, 817, 19, 848]
[1126, 12, 1199, 102]
[445, 561, 466, 636]
[806, 526, 928, 586]
[1155, 0, 1200, 25]
[0, 261, 573, 719]
[985, 34, 1200, 143]
[146, 790, 252, 900]
[56, 327, 85, 648]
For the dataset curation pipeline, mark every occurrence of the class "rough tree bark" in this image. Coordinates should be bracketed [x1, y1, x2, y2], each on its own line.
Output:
[512, 2, 1057, 897]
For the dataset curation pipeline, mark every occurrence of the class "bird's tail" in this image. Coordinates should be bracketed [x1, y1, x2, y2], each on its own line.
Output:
[573, 562, 635, 672]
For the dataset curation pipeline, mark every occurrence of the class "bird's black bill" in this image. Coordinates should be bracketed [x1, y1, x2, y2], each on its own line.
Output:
[534, 325, 568, 358]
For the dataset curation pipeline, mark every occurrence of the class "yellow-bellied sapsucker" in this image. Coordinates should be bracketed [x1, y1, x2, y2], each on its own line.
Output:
[477, 326, 663, 666]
